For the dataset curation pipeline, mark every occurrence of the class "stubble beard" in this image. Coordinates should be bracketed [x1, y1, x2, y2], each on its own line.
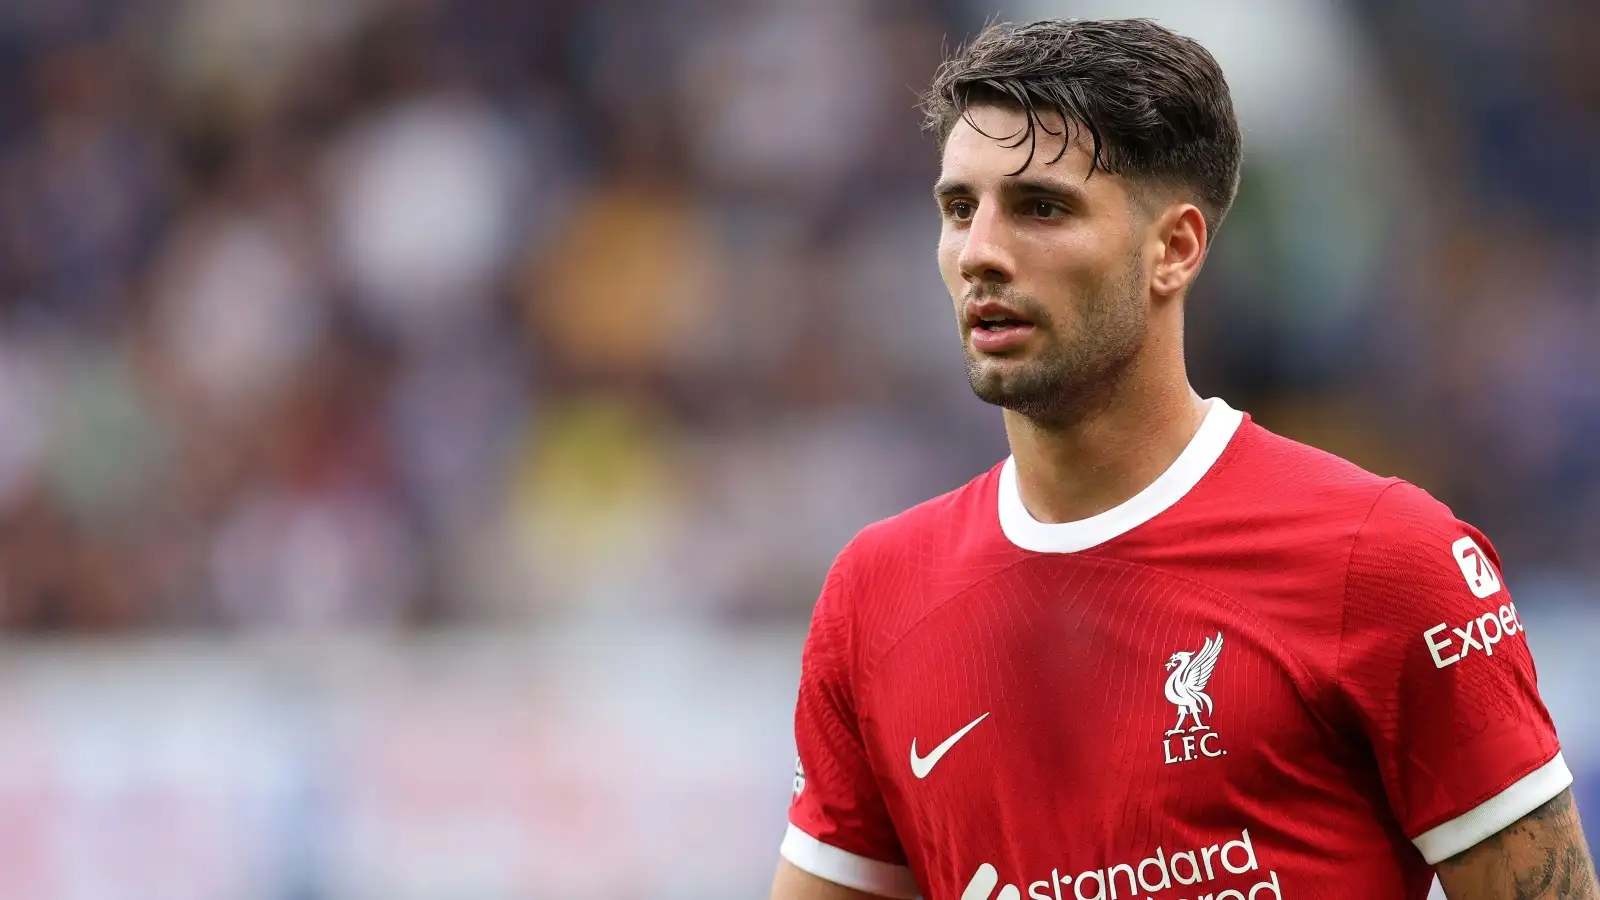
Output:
[962, 262, 1148, 429]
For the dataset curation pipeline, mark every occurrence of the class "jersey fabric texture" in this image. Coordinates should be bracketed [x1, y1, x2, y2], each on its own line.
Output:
[782, 398, 1567, 900]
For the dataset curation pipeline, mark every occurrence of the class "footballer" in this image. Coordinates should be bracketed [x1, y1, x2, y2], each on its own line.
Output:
[771, 18, 1597, 900]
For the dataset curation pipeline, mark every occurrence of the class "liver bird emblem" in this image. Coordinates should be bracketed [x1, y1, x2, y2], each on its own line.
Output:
[1164, 632, 1223, 736]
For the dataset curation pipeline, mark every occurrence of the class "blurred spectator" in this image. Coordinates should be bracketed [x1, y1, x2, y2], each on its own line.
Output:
[326, 91, 528, 349]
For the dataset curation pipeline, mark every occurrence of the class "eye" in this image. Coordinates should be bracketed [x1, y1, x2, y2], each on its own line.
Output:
[1028, 199, 1066, 219]
[945, 199, 975, 221]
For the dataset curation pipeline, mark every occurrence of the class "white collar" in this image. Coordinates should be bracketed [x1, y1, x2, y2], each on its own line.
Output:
[998, 398, 1244, 554]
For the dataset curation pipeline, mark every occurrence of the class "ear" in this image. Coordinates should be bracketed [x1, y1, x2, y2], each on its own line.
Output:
[1149, 203, 1209, 299]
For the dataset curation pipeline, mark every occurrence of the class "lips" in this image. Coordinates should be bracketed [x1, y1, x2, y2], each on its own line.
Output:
[964, 295, 1039, 354]
[964, 296, 1035, 332]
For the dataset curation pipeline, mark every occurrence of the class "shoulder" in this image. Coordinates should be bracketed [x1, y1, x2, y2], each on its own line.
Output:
[815, 462, 1012, 659]
[836, 460, 1006, 578]
[1147, 417, 1470, 634]
[1315, 467, 1514, 672]
[1345, 478, 1504, 605]
[1351, 479, 1479, 557]
[1223, 419, 1487, 575]
[1155, 418, 1402, 570]
[1194, 417, 1517, 684]
[1220, 418, 1400, 509]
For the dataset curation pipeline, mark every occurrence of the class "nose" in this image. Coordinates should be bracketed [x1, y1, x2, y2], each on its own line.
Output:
[957, 203, 1015, 286]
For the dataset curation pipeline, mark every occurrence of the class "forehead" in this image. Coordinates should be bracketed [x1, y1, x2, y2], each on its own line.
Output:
[939, 105, 1122, 197]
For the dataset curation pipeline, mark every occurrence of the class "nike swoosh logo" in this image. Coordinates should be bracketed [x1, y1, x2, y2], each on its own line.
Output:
[909, 712, 989, 779]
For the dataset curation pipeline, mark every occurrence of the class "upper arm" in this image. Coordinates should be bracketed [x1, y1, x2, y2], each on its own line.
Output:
[772, 858, 899, 900]
[781, 542, 917, 897]
[1339, 482, 1568, 862]
[1436, 788, 1599, 899]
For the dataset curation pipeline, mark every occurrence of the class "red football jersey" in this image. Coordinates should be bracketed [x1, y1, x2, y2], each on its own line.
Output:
[782, 399, 1567, 900]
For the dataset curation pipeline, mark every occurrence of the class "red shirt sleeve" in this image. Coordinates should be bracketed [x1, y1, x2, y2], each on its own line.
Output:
[783, 541, 917, 897]
[1338, 482, 1568, 864]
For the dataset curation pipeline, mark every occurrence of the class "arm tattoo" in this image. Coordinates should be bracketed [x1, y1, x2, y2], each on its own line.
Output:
[1438, 789, 1600, 900]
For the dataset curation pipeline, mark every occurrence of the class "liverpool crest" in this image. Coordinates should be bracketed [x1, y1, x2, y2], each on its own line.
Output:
[1162, 632, 1226, 764]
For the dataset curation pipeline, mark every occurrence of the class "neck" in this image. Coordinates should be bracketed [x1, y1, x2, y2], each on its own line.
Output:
[1002, 344, 1207, 526]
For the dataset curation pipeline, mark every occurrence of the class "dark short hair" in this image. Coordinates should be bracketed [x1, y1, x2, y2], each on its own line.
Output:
[923, 19, 1242, 231]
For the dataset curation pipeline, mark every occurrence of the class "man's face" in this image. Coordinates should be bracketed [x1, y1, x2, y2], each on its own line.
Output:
[936, 105, 1151, 424]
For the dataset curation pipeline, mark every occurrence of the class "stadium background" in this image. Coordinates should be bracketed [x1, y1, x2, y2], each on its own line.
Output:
[0, 0, 1596, 896]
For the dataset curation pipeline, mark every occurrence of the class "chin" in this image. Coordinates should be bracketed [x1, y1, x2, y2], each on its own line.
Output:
[967, 348, 1043, 380]
[967, 367, 1043, 409]
[965, 355, 1091, 422]
[965, 344, 1033, 368]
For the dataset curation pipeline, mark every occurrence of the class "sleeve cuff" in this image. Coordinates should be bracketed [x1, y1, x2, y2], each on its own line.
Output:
[780, 823, 919, 898]
[1412, 750, 1574, 864]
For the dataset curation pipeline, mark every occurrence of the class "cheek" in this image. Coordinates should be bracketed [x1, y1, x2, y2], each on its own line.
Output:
[937, 230, 964, 291]
[1049, 233, 1128, 293]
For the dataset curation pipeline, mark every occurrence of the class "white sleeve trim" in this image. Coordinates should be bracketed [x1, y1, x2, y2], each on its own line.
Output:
[780, 823, 919, 898]
[1413, 751, 1574, 864]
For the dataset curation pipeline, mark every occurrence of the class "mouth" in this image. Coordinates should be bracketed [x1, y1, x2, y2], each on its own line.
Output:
[962, 293, 1040, 343]
[963, 302, 1035, 332]
[972, 316, 1032, 332]
[965, 305, 1038, 354]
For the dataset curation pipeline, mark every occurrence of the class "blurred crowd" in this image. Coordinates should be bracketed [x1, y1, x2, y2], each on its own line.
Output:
[0, 0, 1594, 634]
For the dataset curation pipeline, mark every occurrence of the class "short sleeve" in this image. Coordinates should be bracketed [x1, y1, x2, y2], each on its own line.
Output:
[1339, 482, 1568, 865]
[783, 546, 916, 898]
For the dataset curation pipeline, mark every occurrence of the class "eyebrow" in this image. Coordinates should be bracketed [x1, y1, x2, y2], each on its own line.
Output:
[933, 177, 1089, 205]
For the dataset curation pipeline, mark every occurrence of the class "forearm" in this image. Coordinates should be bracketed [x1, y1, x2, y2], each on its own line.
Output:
[1436, 789, 1600, 899]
